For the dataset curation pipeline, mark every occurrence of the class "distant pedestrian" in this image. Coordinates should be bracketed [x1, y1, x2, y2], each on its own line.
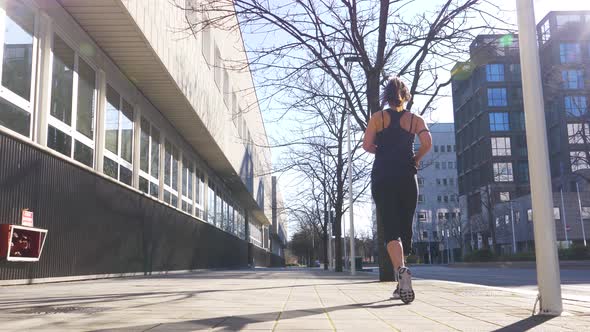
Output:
[362, 76, 432, 304]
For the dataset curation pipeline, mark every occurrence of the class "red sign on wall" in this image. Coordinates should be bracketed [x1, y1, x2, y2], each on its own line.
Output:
[21, 210, 34, 227]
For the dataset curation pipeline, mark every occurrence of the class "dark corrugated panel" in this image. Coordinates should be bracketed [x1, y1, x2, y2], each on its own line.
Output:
[0, 133, 255, 281]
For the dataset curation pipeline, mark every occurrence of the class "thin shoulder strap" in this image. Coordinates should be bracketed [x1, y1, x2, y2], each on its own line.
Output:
[381, 110, 385, 131]
[410, 113, 415, 133]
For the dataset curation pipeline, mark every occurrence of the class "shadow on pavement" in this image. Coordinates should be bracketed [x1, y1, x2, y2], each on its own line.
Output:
[0, 280, 380, 311]
[492, 315, 554, 332]
[89, 299, 403, 331]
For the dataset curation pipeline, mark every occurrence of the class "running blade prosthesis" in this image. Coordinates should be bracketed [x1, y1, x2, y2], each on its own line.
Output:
[398, 267, 415, 304]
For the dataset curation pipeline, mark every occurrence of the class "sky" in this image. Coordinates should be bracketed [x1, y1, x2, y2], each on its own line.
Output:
[244, 0, 590, 238]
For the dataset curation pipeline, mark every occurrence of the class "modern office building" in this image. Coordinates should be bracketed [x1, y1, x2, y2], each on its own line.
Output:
[451, 34, 529, 251]
[538, 12, 590, 189]
[452, 11, 590, 252]
[0, 0, 286, 283]
[413, 123, 462, 263]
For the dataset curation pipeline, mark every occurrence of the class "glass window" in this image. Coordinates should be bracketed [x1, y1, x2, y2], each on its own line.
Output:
[207, 184, 216, 224]
[487, 88, 507, 107]
[47, 125, 71, 157]
[567, 123, 590, 144]
[435, 162, 440, 169]
[417, 212, 427, 222]
[434, 145, 438, 153]
[0, 2, 35, 137]
[491, 137, 511, 156]
[103, 85, 133, 184]
[560, 43, 581, 64]
[556, 15, 581, 31]
[181, 157, 194, 214]
[105, 86, 120, 154]
[120, 101, 133, 163]
[570, 151, 590, 172]
[164, 140, 179, 206]
[417, 177, 424, 186]
[139, 118, 160, 198]
[562, 70, 584, 90]
[554, 207, 561, 220]
[489, 112, 510, 131]
[2, 4, 35, 97]
[0, 96, 29, 136]
[47, 34, 96, 167]
[50, 35, 74, 126]
[527, 209, 533, 222]
[540, 20, 551, 44]
[493, 162, 514, 182]
[2, 2, 34, 101]
[418, 194, 424, 203]
[486, 64, 504, 82]
[565, 96, 587, 117]
[499, 192, 510, 202]
[448, 161, 453, 169]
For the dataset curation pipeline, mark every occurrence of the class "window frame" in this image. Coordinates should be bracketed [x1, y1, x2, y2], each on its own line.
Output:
[103, 84, 134, 185]
[181, 156, 195, 215]
[46, 30, 99, 167]
[489, 112, 510, 131]
[487, 88, 508, 107]
[493, 162, 514, 182]
[138, 117, 160, 198]
[491, 136, 512, 156]
[485, 64, 504, 82]
[564, 95, 587, 117]
[0, 1, 39, 138]
[163, 139, 180, 207]
[560, 43, 581, 64]
[562, 69, 584, 90]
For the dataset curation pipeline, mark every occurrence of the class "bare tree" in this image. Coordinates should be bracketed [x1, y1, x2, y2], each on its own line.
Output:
[277, 74, 371, 271]
[182, 0, 506, 280]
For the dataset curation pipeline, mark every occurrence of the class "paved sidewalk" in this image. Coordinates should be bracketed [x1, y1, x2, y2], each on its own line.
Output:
[1, 268, 589, 331]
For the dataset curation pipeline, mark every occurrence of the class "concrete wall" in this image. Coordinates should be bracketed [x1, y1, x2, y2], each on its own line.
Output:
[119, 0, 273, 225]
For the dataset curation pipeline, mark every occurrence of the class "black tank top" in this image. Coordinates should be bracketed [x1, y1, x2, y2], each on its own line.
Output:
[371, 109, 416, 182]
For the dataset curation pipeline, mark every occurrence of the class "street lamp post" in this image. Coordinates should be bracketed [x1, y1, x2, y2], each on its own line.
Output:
[516, 0, 562, 315]
[576, 182, 587, 247]
[510, 200, 517, 254]
[560, 188, 569, 248]
[344, 56, 361, 275]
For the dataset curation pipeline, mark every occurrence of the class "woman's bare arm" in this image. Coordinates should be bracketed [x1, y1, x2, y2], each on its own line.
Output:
[363, 113, 379, 154]
[413, 116, 432, 165]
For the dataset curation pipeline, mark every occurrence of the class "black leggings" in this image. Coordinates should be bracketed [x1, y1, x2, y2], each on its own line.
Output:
[372, 175, 418, 256]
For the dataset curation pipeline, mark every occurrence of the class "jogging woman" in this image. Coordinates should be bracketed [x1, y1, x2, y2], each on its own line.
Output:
[362, 76, 432, 304]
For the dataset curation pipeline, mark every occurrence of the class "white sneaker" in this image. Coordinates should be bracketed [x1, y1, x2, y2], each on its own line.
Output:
[392, 284, 401, 300]
[398, 267, 415, 304]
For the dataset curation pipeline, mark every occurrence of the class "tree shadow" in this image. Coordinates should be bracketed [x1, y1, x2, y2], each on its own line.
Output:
[89, 299, 404, 331]
[0, 280, 380, 310]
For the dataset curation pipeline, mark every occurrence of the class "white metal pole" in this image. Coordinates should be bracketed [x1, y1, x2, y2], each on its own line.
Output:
[576, 182, 587, 247]
[560, 189, 569, 247]
[343, 212, 347, 269]
[510, 201, 517, 254]
[516, 0, 562, 315]
[347, 102, 356, 275]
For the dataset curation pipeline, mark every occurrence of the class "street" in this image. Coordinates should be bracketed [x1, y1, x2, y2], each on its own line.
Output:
[409, 264, 590, 302]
